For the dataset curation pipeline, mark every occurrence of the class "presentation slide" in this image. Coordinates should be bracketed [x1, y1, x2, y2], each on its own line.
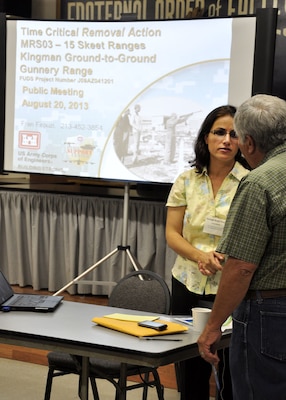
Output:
[4, 18, 255, 183]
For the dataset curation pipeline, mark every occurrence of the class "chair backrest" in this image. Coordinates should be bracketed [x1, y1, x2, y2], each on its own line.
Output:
[108, 270, 171, 314]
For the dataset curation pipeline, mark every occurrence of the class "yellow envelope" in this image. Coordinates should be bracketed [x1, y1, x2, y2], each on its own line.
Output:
[92, 316, 188, 337]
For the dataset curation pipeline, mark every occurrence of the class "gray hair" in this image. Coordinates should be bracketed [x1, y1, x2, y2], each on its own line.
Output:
[234, 94, 286, 153]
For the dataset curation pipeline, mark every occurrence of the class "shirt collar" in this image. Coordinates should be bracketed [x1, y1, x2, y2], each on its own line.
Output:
[201, 161, 248, 181]
[260, 143, 286, 165]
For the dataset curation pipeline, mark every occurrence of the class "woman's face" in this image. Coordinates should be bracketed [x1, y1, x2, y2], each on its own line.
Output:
[205, 115, 239, 163]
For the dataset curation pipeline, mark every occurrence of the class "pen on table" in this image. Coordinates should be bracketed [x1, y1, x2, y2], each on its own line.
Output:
[139, 337, 183, 341]
[212, 364, 220, 391]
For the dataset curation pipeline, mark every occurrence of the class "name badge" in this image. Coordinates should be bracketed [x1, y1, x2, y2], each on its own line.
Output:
[203, 216, 225, 236]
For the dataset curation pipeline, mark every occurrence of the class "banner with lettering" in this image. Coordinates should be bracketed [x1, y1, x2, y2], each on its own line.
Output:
[58, 0, 286, 101]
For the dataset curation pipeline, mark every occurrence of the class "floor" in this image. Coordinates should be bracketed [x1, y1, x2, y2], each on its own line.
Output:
[0, 357, 180, 400]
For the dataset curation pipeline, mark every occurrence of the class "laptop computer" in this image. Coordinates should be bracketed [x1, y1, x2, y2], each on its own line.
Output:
[0, 271, 63, 312]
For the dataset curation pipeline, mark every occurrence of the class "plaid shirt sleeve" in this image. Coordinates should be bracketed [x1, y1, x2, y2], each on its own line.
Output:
[216, 179, 271, 265]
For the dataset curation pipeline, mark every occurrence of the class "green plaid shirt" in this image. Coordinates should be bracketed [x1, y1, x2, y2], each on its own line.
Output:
[217, 143, 286, 290]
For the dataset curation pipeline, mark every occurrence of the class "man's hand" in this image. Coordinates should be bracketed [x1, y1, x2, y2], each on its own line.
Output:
[197, 324, 222, 365]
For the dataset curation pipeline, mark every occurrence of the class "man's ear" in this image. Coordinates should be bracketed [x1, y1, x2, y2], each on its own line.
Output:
[244, 135, 256, 155]
[242, 134, 265, 167]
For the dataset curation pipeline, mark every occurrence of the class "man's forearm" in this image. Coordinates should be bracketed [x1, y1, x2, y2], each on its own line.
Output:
[207, 257, 257, 329]
[197, 257, 257, 364]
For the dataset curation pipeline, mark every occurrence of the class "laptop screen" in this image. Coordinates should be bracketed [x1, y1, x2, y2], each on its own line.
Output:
[0, 272, 14, 305]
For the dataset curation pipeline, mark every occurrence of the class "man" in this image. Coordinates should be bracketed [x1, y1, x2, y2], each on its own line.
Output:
[164, 112, 194, 163]
[197, 94, 286, 399]
[130, 103, 142, 163]
[113, 108, 132, 162]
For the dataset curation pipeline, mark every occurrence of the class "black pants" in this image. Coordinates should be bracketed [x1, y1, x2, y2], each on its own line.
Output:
[172, 277, 233, 400]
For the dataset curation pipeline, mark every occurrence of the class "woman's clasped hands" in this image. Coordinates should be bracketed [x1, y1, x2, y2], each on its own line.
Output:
[197, 251, 224, 276]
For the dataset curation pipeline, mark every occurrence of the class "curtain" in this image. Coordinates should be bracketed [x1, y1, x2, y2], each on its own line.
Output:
[0, 189, 176, 294]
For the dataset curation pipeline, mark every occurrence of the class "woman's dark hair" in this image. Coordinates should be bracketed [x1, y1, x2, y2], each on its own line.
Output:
[190, 105, 250, 172]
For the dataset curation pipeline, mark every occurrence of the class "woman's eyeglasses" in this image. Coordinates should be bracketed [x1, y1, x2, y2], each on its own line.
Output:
[210, 128, 238, 139]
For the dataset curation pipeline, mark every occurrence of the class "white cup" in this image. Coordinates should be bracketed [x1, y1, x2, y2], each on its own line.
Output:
[191, 307, 212, 332]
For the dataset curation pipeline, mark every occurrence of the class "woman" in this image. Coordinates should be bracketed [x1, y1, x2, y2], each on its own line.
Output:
[166, 105, 249, 400]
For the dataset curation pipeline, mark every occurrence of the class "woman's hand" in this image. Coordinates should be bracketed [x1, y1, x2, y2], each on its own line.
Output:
[197, 251, 224, 276]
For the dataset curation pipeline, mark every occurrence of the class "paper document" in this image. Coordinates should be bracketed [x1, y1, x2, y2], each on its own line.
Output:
[103, 313, 159, 322]
[222, 316, 233, 332]
[173, 315, 232, 331]
[174, 317, 193, 326]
